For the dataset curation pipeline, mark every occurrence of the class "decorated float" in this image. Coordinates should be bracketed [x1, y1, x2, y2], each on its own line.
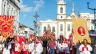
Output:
[39, 25, 55, 41]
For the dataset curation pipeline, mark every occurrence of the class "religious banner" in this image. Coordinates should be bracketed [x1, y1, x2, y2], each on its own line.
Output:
[0, 16, 14, 40]
[72, 18, 91, 43]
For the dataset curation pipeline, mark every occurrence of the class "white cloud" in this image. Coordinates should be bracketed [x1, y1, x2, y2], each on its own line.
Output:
[20, 0, 33, 12]
[33, 0, 44, 12]
[20, 4, 33, 12]
[20, 0, 44, 12]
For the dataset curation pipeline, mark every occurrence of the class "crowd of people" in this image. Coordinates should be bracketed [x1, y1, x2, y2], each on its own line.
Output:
[0, 36, 43, 54]
[0, 34, 96, 54]
[45, 36, 93, 54]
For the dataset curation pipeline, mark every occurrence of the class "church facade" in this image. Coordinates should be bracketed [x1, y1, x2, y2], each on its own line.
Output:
[40, 0, 94, 39]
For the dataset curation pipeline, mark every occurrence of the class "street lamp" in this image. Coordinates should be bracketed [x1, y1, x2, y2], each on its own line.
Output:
[33, 12, 39, 54]
[33, 12, 39, 35]
[87, 2, 96, 29]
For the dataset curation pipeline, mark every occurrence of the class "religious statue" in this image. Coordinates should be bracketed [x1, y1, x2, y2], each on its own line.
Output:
[78, 26, 85, 36]
[43, 24, 51, 37]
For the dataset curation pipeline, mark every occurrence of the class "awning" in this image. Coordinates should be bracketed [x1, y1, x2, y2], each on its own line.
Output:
[89, 31, 96, 36]
[89, 34, 96, 36]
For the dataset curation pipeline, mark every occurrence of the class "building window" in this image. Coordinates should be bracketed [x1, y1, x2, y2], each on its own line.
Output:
[3, 4, 5, 15]
[11, 8, 13, 15]
[25, 31, 28, 34]
[60, 24, 63, 31]
[8, 5, 10, 15]
[60, 7, 63, 13]
[43, 26, 46, 32]
[52, 27, 55, 32]
[71, 15, 75, 18]
[61, 16, 62, 18]
[4, 2, 6, 15]
[91, 26, 93, 30]
[14, 11, 15, 15]
[84, 16, 87, 18]
[18, 0, 20, 2]
[7, 6, 9, 15]
[19, 26, 22, 28]
[67, 24, 70, 31]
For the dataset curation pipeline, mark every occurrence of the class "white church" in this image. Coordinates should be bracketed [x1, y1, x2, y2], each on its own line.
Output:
[40, 0, 94, 39]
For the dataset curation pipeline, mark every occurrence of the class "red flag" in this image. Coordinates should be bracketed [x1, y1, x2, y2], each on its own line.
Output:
[0, 15, 14, 40]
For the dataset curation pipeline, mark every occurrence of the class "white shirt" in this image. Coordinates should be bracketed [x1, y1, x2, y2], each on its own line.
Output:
[3, 44, 11, 54]
[58, 43, 65, 52]
[0, 44, 3, 50]
[32, 43, 43, 54]
[28, 42, 35, 52]
[79, 44, 92, 54]
[15, 43, 20, 51]
[58, 42, 68, 52]
[23, 44, 29, 51]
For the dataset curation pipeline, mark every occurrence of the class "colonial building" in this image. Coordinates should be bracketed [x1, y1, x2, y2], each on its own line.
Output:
[40, 0, 94, 39]
[0, 0, 20, 35]
[19, 24, 35, 38]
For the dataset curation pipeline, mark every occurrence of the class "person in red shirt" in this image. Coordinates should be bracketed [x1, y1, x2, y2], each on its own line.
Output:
[49, 38, 56, 54]
[23, 39, 29, 54]
[14, 40, 20, 54]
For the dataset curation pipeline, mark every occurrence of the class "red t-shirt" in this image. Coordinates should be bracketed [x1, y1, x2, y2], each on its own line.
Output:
[49, 41, 56, 49]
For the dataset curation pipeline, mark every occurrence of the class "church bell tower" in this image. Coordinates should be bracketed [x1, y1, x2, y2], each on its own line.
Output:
[57, 0, 66, 19]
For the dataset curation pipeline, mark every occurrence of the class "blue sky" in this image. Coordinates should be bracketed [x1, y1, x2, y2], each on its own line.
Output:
[20, 0, 96, 28]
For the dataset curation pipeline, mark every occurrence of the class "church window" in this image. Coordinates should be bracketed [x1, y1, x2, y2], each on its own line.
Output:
[67, 24, 70, 31]
[52, 27, 55, 32]
[61, 16, 62, 18]
[84, 16, 87, 18]
[43, 26, 46, 32]
[60, 7, 63, 13]
[60, 24, 63, 31]
[71, 15, 75, 18]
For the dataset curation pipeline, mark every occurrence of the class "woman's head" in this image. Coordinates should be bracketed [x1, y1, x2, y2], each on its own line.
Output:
[83, 39, 88, 44]
[25, 39, 28, 44]
[36, 37, 39, 43]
